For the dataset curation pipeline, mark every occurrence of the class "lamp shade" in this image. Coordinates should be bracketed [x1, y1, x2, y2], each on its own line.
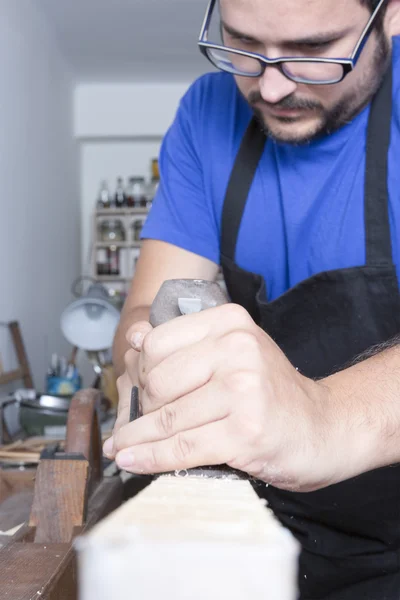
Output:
[60, 284, 120, 352]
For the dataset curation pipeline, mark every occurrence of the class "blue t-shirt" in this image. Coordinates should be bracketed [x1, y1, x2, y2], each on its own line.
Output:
[142, 37, 400, 302]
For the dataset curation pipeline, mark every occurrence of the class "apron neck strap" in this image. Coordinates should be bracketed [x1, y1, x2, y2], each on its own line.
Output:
[365, 59, 393, 266]
[220, 117, 266, 261]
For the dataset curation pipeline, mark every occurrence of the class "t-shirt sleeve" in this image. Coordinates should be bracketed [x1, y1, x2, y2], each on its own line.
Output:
[141, 79, 220, 264]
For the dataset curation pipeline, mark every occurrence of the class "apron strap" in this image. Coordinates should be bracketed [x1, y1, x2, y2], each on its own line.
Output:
[221, 61, 393, 266]
[365, 60, 393, 266]
[220, 117, 266, 261]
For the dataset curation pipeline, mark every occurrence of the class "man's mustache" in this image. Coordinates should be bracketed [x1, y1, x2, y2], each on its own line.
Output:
[248, 91, 322, 112]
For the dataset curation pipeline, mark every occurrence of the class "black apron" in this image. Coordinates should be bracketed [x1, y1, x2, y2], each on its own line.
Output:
[220, 63, 400, 599]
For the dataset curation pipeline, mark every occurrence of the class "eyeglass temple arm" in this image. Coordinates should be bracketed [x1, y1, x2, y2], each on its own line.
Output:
[199, 0, 216, 41]
[351, 0, 387, 63]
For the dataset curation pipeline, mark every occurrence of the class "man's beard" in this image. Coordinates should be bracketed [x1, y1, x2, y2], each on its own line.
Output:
[248, 31, 390, 145]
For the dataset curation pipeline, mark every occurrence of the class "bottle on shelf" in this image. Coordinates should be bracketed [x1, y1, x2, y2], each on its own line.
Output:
[115, 177, 127, 208]
[97, 180, 111, 209]
[96, 248, 109, 276]
[107, 245, 120, 276]
[126, 177, 135, 208]
[146, 158, 160, 208]
[126, 176, 147, 208]
[151, 158, 159, 180]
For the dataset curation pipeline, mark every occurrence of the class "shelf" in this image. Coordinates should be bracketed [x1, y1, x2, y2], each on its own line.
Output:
[96, 208, 150, 216]
[95, 275, 131, 282]
[95, 242, 141, 248]
[91, 208, 148, 284]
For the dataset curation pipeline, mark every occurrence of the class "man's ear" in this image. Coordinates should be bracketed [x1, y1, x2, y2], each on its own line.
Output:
[385, 0, 400, 37]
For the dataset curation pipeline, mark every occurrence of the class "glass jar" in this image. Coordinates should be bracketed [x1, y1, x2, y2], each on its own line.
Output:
[99, 219, 125, 243]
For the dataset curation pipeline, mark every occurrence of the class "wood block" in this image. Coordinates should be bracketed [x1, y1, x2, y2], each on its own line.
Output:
[77, 476, 299, 600]
[29, 459, 89, 544]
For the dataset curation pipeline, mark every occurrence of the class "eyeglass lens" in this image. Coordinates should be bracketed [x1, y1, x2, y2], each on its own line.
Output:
[206, 47, 344, 83]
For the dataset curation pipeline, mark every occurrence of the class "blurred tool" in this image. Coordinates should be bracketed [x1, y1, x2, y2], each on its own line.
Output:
[46, 352, 81, 396]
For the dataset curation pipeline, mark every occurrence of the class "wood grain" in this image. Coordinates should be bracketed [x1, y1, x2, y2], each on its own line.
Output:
[0, 476, 123, 600]
[0, 543, 72, 600]
[65, 390, 103, 494]
[29, 459, 89, 544]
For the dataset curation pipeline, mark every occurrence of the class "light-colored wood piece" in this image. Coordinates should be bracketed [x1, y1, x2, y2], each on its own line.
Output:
[77, 475, 299, 600]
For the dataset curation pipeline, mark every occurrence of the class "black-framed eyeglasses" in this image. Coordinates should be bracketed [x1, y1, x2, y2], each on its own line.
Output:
[198, 0, 387, 85]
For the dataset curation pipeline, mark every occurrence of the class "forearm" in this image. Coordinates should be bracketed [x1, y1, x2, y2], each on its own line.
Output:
[112, 305, 150, 377]
[322, 337, 400, 480]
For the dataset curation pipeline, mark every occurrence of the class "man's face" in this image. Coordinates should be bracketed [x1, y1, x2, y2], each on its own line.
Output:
[219, 0, 391, 144]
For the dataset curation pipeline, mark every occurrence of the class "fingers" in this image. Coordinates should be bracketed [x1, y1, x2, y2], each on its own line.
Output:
[126, 320, 153, 351]
[139, 338, 215, 413]
[113, 380, 230, 452]
[138, 304, 254, 373]
[114, 374, 133, 427]
[139, 328, 265, 415]
[115, 420, 237, 474]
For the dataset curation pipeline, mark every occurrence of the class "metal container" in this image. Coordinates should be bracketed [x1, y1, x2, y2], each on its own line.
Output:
[19, 394, 72, 437]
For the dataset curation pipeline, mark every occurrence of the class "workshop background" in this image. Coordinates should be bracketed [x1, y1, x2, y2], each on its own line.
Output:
[0, 0, 212, 426]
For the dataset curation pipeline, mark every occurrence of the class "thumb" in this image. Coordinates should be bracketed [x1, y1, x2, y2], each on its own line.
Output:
[126, 320, 153, 351]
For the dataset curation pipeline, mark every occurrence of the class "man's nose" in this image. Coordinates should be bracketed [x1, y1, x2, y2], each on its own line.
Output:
[258, 66, 297, 104]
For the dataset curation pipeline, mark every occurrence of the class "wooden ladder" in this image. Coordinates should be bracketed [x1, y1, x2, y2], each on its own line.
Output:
[0, 322, 34, 443]
[0, 322, 33, 389]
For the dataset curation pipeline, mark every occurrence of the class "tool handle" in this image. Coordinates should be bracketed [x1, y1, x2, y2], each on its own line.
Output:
[149, 279, 228, 327]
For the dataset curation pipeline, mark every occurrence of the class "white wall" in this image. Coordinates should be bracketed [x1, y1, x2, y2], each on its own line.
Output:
[75, 83, 191, 272]
[0, 1, 80, 392]
[74, 83, 190, 138]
